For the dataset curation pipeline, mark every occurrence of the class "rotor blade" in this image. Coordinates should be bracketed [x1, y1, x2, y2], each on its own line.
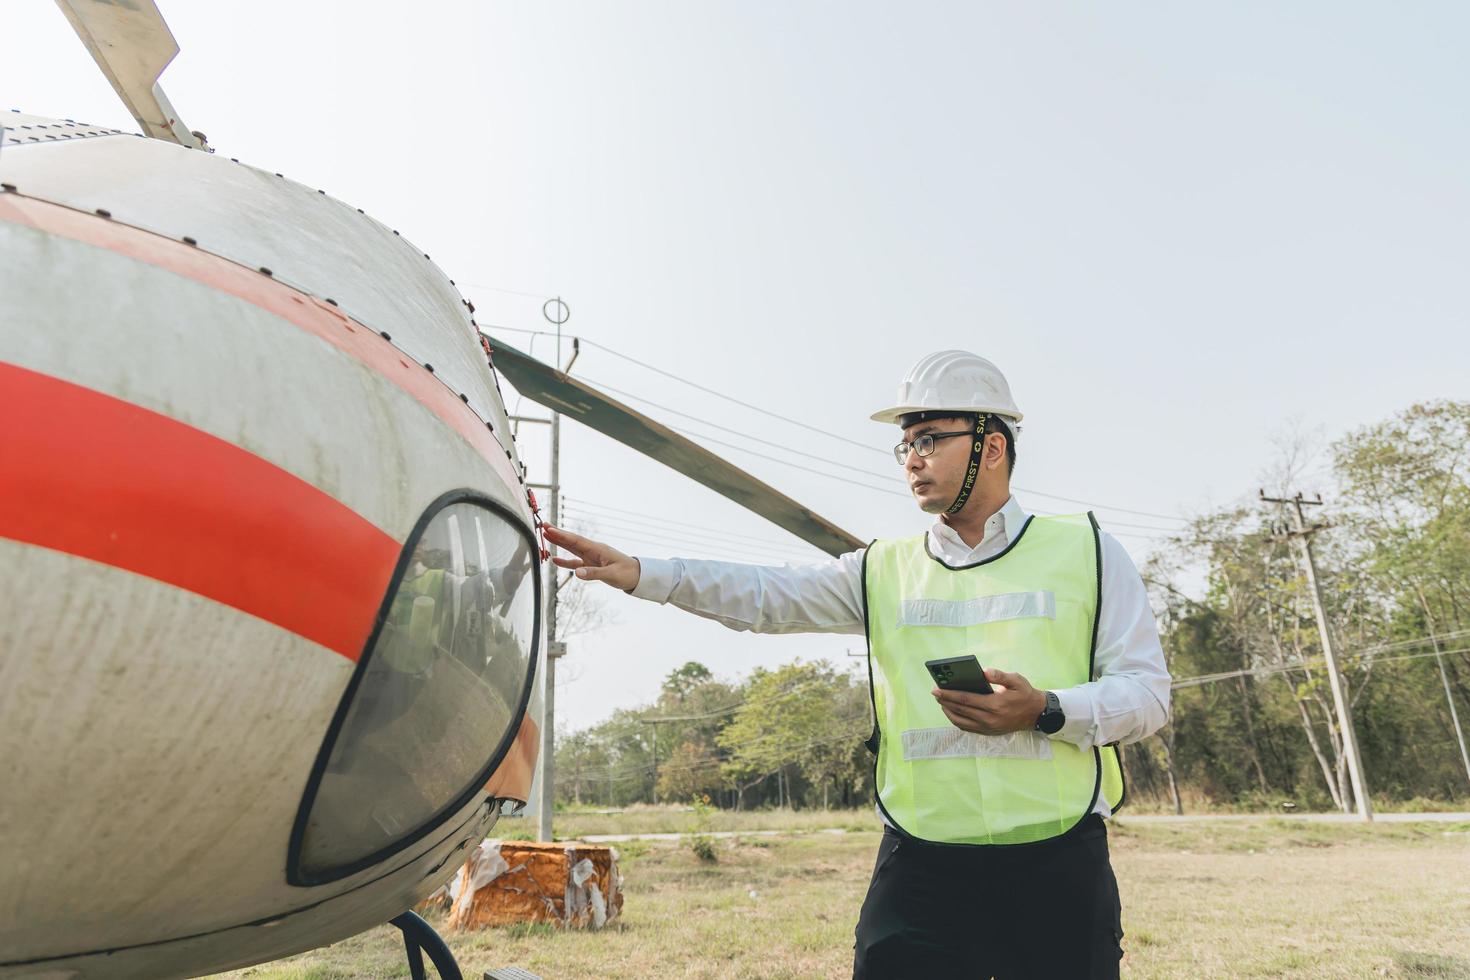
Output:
[54, 0, 201, 148]
[488, 336, 866, 558]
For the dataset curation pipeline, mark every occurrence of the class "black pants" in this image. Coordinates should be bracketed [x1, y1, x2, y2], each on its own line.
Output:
[852, 816, 1123, 980]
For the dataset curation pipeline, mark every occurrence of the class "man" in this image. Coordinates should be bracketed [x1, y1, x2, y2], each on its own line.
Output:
[544, 350, 1170, 979]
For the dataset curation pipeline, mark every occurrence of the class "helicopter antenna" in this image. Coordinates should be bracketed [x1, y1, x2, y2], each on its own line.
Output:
[53, 0, 204, 148]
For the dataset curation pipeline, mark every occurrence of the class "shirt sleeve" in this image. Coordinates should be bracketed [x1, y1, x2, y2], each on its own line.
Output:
[629, 549, 868, 636]
[1049, 531, 1172, 750]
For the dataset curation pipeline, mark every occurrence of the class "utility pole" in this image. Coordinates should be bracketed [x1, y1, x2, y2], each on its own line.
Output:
[1261, 490, 1373, 821]
[526, 299, 576, 842]
[639, 718, 666, 805]
[1413, 585, 1470, 790]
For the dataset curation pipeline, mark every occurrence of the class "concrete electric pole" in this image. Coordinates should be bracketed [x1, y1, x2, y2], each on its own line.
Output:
[522, 299, 577, 842]
[1261, 490, 1373, 821]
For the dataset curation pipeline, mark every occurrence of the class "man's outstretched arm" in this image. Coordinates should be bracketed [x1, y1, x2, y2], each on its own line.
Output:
[543, 525, 867, 636]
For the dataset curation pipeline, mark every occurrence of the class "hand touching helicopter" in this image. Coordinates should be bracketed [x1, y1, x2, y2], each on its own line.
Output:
[542, 525, 641, 592]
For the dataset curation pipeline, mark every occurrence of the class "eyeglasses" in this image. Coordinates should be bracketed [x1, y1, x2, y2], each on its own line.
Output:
[893, 430, 973, 465]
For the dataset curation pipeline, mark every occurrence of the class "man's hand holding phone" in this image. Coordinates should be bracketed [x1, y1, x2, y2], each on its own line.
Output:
[928, 656, 1047, 736]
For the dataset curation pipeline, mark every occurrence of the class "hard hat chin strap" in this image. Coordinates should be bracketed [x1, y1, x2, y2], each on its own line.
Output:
[945, 413, 989, 517]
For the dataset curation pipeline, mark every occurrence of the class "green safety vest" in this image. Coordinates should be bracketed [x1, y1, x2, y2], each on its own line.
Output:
[863, 513, 1125, 846]
[382, 567, 446, 673]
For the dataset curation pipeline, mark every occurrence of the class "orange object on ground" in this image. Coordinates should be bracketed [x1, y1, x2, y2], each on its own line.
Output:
[446, 840, 623, 931]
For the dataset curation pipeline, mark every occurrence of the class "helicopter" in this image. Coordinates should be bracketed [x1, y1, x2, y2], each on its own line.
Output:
[0, 2, 861, 977]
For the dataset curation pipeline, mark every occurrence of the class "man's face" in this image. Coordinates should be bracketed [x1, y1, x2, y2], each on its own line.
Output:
[900, 416, 978, 514]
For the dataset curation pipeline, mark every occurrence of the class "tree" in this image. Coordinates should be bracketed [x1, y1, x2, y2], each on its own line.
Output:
[663, 661, 714, 701]
[717, 661, 866, 809]
[655, 740, 724, 802]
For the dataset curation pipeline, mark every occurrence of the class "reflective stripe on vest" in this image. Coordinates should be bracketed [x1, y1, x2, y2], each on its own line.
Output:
[863, 512, 1125, 846]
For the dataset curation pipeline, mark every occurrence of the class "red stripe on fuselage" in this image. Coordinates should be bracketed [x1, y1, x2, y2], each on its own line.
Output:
[0, 193, 523, 495]
[0, 362, 400, 660]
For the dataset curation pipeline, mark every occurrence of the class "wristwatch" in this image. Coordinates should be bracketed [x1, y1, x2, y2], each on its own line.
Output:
[1033, 690, 1065, 735]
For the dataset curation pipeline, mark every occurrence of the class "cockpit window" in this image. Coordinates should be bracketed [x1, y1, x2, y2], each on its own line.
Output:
[290, 493, 539, 885]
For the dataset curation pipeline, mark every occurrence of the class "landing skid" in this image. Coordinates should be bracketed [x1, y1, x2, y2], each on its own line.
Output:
[388, 910, 543, 980]
[390, 910, 463, 980]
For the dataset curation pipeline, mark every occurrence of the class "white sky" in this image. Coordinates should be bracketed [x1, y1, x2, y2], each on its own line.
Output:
[6, 2, 1467, 733]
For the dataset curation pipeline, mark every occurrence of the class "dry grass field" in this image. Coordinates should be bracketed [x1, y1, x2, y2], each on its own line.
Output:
[212, 810, 1470, 980]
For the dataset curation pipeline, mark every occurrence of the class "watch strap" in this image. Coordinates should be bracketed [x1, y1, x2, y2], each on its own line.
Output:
[1034, 690, 1064, 735]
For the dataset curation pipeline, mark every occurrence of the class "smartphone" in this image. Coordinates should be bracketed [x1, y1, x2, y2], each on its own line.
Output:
[925, 655, 994, 695]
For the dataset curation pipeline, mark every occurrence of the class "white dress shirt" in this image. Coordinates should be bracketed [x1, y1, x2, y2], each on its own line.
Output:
[630, 495, 1171, 818]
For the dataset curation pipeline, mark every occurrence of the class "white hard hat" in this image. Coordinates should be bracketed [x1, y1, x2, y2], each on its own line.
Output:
[870, 350, 1024, 435]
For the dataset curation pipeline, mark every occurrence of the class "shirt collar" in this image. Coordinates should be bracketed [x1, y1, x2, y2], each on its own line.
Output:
[929, 495, 1030, 559]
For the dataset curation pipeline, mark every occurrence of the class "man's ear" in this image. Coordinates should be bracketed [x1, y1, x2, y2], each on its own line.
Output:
[983, 431, 1008, 470]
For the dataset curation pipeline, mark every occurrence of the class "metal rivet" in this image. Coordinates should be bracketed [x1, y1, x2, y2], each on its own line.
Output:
[379, 331, 392, 341]
[259, 267, 273, 276]
[182, 236, 197, 246]
[95, 208, 111, 218]
[325, 298, 338, 307]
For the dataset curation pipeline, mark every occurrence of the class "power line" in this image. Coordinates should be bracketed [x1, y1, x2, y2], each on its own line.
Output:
[569, 720, 872, 782]
[563, 507, 821, 560]
[577, 337, 884, 455]
[564, 521, 788, 565]
[1331, 627, 1470, 658]
[1097, 528, 1176, 543]
[666, 426, 913, 500]
[563, 515, 819, 563]
[568, 497, 827, 551]
[481, 323, 548, 337]
[561, 511, 817, 555]
[459, 282, 554, 302]
[1011, 486, 1186, 524]
[1170, 644, 1470, 690]
[564, 518, 823, 566]
[641, 679, 833, 723]
[572, 373, 910, 495]
[662, 417, 907, 484]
